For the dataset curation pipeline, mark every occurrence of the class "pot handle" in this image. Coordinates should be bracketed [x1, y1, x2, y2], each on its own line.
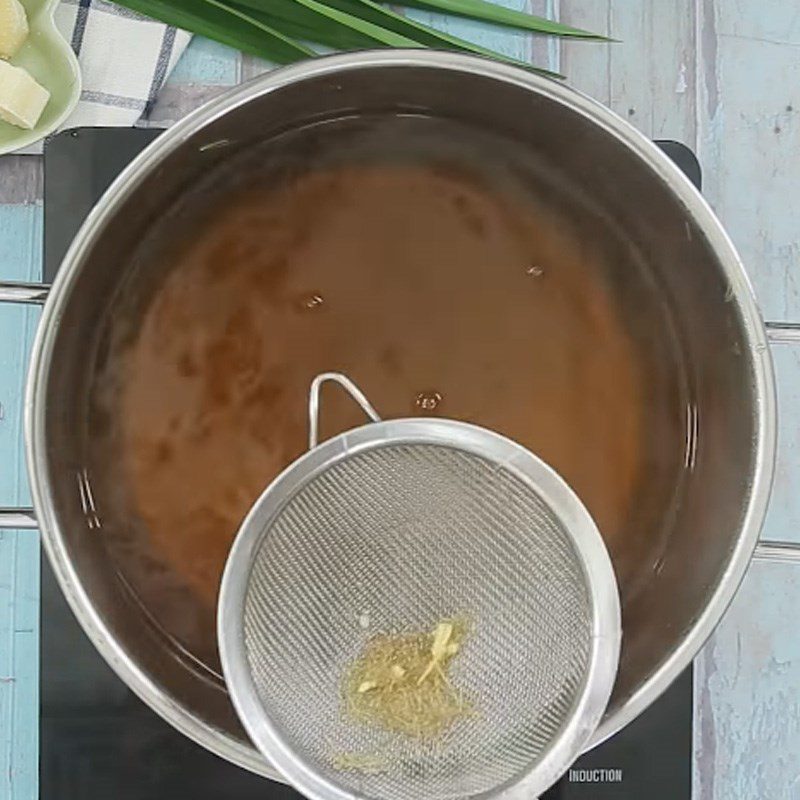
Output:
[308, 372, 381, 450]
[0, 281, 48, 529]
[753, 540, 800, 564]
[0, 508, 37, 529]
[0, 279, 50, 304]
[753, 320, 800, 562]
[766, 321, 800, 344]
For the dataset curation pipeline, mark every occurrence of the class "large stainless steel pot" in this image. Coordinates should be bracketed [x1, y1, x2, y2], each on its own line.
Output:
[1, 50, 799, 779]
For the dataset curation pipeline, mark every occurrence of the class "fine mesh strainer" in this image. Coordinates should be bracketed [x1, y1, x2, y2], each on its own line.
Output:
[218, 373, 621, 800]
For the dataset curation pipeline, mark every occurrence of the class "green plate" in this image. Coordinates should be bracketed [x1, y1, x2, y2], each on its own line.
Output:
[0, 0, 81, 154]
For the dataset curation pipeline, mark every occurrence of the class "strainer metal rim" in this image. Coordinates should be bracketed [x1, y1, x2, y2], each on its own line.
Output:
[218, 418, 621, 800]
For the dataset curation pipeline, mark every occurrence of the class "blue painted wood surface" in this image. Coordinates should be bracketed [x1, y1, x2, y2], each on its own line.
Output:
[2, 3, 800, 798]
[0, 206, 42, 800]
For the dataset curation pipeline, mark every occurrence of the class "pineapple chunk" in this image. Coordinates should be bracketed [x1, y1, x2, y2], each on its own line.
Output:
[0, 0, 29, 60]
[0, 60, 49, 129]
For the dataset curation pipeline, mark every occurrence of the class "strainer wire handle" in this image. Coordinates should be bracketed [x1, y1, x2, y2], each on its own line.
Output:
[308, 372, 382, 450]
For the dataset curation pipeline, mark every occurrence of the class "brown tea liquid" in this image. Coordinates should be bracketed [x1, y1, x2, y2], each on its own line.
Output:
[86, 116, 686, 672]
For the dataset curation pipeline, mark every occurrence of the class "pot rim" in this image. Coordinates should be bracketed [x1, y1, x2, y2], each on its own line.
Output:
[25, 49, 777, 776]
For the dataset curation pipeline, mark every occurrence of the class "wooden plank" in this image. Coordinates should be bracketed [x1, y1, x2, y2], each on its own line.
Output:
[692, 1, 800, 797]
[240, 54, 275, 82]
[405, 0, 533, 66]
[168, 37, 241, 86]
[561, 1, 697, 142]
[0, 158, 42, 205]
[695, 0, 800, 322]
[624, 0, 696, 142]
[606, 2, 651, 130]
[647, 1, 697, 142]
[528, 0, 561, 73]
[0, 203, 42, 800]
[147, 83, 233, 127]
[149, 34, 242, 126]
[560, 0, 611, 104]
[695, 561, 800, 799]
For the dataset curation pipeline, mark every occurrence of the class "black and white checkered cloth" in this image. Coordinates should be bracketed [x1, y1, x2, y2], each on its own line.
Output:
[54, 0, 192, 127]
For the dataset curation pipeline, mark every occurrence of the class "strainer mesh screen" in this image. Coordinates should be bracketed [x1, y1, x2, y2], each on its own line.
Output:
[243, 443, 593, 800]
